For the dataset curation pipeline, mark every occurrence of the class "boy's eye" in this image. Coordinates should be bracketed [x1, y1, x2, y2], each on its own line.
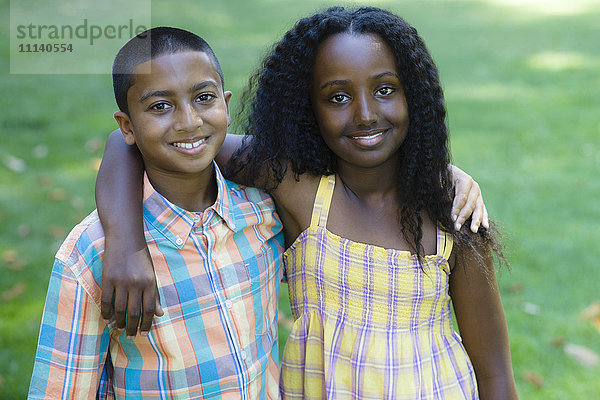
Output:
[330, 94, 350, 104]
[149, 102, 171, 111]
[196, 93, 216, 103]
[376, 86, 395, 96]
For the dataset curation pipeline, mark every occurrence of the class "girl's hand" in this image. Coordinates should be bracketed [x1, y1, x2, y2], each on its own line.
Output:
[100, 239, 163, 339]
[449, 165, 489, 233]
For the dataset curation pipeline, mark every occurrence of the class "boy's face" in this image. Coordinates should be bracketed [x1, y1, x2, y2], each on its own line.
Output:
[115, 51, 231, 179]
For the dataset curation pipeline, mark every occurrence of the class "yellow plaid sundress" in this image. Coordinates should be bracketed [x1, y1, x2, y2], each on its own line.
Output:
[280, 174, 478, 399]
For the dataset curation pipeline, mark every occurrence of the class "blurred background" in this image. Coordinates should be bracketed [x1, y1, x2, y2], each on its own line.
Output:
[1, 0, 599, 398]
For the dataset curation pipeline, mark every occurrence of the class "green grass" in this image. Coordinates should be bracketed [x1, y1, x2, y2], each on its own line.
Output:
[1, 0, 599, 398]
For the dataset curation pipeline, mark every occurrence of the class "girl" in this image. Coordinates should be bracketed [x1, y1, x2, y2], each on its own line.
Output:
[96, 7, 515, 399]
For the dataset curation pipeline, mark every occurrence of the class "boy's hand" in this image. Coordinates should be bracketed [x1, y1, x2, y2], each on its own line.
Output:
[101, 242, 163, 339]
[449, 165, 489, 233]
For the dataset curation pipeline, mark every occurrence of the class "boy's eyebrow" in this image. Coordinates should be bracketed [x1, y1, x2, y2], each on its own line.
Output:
[138, 81, 220, 104]
[319, 72, 400, 90]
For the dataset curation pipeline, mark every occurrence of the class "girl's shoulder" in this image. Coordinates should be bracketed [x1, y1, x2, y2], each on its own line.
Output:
[271, 172, 322, 244]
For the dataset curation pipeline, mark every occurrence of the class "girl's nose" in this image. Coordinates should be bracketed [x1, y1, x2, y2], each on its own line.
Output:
[354, 93, 377, 126]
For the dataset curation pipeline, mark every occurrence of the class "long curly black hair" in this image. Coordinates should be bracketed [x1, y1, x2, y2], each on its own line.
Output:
[230, 6, 504, 265]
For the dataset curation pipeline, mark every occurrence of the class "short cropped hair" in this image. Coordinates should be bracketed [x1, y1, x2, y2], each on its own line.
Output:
[112, 27, 224, 115]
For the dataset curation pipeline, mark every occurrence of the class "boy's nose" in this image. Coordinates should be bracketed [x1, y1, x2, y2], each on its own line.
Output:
[174, 104, 203, 132]
[354, 94, 377, 126]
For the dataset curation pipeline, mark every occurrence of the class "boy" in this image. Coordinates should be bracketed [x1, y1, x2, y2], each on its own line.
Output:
[28, 27, 283, 399]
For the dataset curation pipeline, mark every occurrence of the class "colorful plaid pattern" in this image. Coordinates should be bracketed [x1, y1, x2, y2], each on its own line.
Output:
[28, 165, 284, 399]
[280, 174, 478, 399]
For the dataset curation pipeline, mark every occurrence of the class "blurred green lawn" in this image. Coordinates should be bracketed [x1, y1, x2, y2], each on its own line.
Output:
[1, 0, 599, 398]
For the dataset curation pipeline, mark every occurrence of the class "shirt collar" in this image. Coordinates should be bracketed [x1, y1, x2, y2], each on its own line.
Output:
[142, 162, 237, 249]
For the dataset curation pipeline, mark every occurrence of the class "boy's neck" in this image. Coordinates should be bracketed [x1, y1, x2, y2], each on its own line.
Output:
[145, 165, 218, 213]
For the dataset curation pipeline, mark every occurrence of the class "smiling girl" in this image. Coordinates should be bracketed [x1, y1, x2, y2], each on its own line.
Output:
[226, 7, 518, 399]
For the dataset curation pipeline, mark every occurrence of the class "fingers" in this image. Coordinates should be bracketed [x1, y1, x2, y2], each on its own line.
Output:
[125, 292, 142, 339]
[113, 287, 128, 332]
[482, 204, 489, 229]
[139, 287, 157, 336]
[455, 184, 478, 232]
[101, 281, 115, 324]
[451, 178, 471, 226]
[470, 196, 485, 233]
[155, 292, 164, 317]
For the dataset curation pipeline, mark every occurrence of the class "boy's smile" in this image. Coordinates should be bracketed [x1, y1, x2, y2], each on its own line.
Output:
[115, 51, 231, 191]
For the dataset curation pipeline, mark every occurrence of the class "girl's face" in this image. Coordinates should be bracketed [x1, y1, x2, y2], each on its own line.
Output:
[311, 33, 409, 171]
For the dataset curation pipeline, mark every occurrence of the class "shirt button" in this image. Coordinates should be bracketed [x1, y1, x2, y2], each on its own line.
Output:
[175, 236, 183, 246]
[241, 349, 248, 360]
[225, 300, 233, 309]
[194, 214, 201, 223]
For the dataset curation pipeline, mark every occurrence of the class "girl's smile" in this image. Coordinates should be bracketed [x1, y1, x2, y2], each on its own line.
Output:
[311, 32, 409, 171]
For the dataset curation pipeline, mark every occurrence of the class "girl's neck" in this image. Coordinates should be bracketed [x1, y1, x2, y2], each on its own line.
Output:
[336, 159, 399, 203]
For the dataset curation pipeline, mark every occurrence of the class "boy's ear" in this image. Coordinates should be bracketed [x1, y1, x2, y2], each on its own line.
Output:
[114, 111, 136, 145]
[224, 91, 232, 127]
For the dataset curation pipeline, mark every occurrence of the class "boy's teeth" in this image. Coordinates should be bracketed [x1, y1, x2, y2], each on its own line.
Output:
[173, 138, 206, 148]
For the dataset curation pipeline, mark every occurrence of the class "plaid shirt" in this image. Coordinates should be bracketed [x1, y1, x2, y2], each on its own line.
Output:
[28, 165, 284, 399]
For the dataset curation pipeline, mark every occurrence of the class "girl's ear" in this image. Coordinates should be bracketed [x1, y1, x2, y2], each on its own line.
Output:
[114, 111, 136, 145]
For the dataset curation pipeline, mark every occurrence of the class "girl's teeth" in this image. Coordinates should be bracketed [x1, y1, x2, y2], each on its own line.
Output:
[173, 138, 206, 148]
[353, 132, 383, 139]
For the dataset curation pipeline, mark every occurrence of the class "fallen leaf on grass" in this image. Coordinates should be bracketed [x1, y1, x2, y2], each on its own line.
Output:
[580, 302, 600, 334]
[48, 188, 67, 201]
[90, 157, 102, 171]
[32, 144, 49, 159]
[522, 371, 543, 388]
[521, 302, 540, 315]
[507, 284, 524, 293]
[85, 138, 104, 153]
[17, 224, 32, 238]
[2, 250, 18, 264]
[550, 337, 566, 347]
[564, 343, 599, 367]
[2, 250, 27, 271]
[278, 314, 295, 331]
[2, 282, 26, 302]
[38, 174, 53, 187]
[47, 225, 68, 239]
[580, 302, 600, 319]
[3, 154, 26, 173]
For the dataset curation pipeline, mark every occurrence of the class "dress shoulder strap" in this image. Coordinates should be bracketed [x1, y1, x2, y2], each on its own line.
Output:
[437, 224, 454, 260]
[309, 174, 336, 228]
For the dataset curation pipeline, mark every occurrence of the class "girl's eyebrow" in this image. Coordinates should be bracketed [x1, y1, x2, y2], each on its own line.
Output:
[373, 71, 400, 80]
[320, 79, 348, 90]
[319, 72, 400, 90]
[138, 80, 219, 104]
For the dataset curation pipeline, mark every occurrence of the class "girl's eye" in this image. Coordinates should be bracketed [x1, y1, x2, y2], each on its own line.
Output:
[330, 94, 350, 104]
[150, 102, 171, 111]
[196, 93, 216, 103]
[376, 86, 395, 96]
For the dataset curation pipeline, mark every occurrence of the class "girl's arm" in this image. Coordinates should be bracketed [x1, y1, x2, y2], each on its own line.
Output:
[450, 244, 519, 399]
[96, 130, 162, 338]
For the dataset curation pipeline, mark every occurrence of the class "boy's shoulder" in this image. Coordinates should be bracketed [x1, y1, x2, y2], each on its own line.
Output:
[55, 209, 105, 267]
[224, 179, 280, 226]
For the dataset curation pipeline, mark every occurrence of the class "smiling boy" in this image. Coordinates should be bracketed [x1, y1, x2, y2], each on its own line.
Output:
[28, 27, 283, 399]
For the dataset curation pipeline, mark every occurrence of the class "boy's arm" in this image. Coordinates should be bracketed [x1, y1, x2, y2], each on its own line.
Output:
[449, 165, 489, 233]
[96, 130, 162, 337]
[28, 258, 109, 399]
[450, 245, 519, 399]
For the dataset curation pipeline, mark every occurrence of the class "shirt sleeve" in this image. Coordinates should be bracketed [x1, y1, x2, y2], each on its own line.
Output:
[28, 257, 111, 399]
